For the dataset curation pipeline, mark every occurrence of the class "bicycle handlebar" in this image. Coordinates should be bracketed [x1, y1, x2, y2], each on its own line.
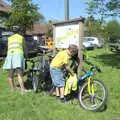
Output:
[25, 59, 34, 63]
[37, 46, 53, 54]
[90, 66, 101, 73]
[83, 60, 102, 73]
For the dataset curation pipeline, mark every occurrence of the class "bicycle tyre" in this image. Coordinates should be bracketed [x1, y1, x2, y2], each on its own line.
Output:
[32, 74, 39, 93]
[78, 79, 108, 112]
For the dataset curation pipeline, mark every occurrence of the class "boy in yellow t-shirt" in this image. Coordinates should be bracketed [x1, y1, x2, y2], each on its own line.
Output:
[50, 44, 78, 103]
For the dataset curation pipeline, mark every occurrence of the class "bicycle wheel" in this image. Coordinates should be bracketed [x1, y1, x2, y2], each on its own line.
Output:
[78, 79, 108, 111]
[32, 74, 39, 93]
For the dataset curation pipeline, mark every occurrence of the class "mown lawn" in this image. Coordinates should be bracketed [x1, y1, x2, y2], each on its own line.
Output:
[0, 48, 120, 120]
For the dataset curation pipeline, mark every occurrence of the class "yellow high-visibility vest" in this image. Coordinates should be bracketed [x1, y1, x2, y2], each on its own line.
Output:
[7, 33, 24, 54]
[64, 74, 78, 96]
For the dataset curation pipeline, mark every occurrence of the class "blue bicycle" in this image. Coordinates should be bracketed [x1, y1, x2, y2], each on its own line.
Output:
[77, 61, 108, 111]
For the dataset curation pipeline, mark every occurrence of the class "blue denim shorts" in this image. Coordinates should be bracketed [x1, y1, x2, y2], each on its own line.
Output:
[50, 68, 65, 87]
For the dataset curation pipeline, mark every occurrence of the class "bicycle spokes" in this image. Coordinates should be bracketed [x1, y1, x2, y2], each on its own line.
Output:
[79, 80, 107, 111]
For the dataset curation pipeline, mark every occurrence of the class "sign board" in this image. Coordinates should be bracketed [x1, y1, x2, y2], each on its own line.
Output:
[54, 23, 79, 48]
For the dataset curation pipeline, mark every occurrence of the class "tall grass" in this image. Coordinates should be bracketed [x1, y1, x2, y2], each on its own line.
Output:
[0, 48, 120, 120]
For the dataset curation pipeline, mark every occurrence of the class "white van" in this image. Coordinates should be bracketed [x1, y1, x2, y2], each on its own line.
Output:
[83, 37, 104, 48]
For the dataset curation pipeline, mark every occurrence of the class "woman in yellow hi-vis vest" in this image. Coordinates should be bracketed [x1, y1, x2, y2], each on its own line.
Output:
[3, 26, 29, 93]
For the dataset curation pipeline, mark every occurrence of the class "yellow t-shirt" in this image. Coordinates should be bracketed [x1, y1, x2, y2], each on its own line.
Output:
[50, 50, 70, 68]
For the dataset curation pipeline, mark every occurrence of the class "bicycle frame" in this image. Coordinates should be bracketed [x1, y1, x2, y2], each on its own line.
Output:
[87, 76, 95, 95]
[39, 50, 46, 72]
[78, 71, 95, 95]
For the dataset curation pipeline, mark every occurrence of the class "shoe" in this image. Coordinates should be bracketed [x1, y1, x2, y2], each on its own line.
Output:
[60, 98, 66, 103]
[15, 86, 20, 90]
[56, 96, 60, 100]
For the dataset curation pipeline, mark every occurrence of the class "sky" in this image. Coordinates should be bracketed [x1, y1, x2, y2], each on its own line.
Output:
[4, 0, 119, 22]
[32, 0, 88, 21]
[4, 0, 88, 21]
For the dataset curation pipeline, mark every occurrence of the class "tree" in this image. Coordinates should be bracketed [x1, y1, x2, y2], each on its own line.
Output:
[45, 20, 58, 38]
[85, 0, 108, 23]
[85, 0, 120, 23]
[7, 0, 44, 33]
[45, 20, 53, 38]
[85, 16, 103, 37]
[106, 0, 120, 17]
[104, 20, 120, 42]
[0, 11, 9, 29]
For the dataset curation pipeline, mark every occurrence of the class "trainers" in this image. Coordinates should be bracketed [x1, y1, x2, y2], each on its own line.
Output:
[60, 98, 66, 103]
[56, 96, 60, 100]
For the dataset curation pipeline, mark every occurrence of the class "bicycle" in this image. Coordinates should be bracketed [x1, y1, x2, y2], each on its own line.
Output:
[25, 59, 40, 92]
[76, 60, 108, 112]
[25, 46, 53, 93]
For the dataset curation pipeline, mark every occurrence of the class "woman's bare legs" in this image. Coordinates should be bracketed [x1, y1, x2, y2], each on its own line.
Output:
[8, 70, 15, 89]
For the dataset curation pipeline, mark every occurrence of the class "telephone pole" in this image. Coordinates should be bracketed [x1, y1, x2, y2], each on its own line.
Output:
[64, 0, 69, 20]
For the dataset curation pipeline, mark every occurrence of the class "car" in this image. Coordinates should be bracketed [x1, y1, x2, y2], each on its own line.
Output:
[83, 37, 104, 48]
[83, 41, 94, 50]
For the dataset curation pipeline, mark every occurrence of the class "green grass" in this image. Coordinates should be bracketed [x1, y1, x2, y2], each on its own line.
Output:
[0, 48, 120, 120]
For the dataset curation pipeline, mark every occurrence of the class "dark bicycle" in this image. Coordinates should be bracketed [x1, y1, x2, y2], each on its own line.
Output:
[25, 46, 53, 93]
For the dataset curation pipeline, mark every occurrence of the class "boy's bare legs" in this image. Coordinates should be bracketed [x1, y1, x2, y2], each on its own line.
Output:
[60, 87, 64, 98]
[56, 87, 65, 101]
[8, 70, 15, 89]
[56, 87, 64, 97]
[56, 87, 60, 97]
[59, 87, 66, 103]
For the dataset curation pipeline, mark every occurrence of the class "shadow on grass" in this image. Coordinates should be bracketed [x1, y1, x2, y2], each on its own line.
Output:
[65, 91, 108, 112]
[93, 53, 120, 69]
[98, 104, 108, 112]
[24, 79, 33, 90]
[24, 72, 53, 93]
